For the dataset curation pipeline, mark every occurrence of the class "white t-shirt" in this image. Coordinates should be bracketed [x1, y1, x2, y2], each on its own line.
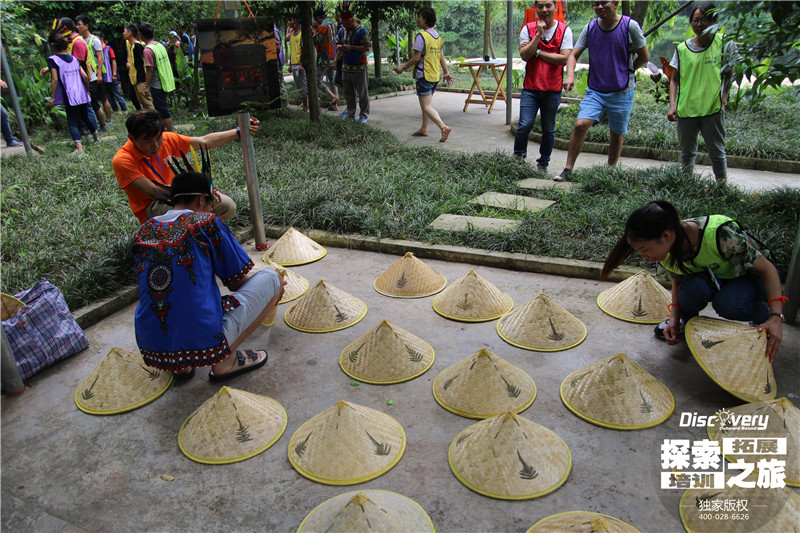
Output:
[85, 34, 103, 82]
[519, 22, 574, 50]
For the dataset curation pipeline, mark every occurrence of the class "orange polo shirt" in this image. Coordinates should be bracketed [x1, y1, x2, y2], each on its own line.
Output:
[113, 132, 191, 223]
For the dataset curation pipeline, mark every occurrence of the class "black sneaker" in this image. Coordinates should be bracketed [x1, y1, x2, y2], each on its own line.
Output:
[654, 317, 685, 341]
[536, 163, 548, 174]
[554, 168, 572, 182]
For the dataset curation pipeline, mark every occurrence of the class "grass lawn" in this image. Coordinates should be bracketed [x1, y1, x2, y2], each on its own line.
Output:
[2, 105, 798, 310]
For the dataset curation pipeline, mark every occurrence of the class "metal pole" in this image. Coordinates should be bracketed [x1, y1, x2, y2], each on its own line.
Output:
[1, 329, 26, 395]
[0, 39, 33, 155]
[238, 112, 267, 250]
[394, 17, 401, 66]
[506, 1, 513, 125]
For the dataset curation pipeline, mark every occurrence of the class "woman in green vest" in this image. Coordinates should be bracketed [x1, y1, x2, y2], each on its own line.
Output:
[395, 7, 453, 142]
[667, 2, 736, 184]
[601, 200, 785, 363]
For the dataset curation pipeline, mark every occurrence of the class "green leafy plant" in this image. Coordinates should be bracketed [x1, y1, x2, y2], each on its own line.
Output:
[385, 33, 408, 65]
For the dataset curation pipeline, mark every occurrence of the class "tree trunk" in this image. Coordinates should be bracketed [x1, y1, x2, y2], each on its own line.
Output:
[407, 28, 414, 61]
[632, 1, 650, 25]
[483, 1, 491, 58]
[621, 1, 631, 17]
[371, 10, 382, 78]
[300, 2, 320, 121]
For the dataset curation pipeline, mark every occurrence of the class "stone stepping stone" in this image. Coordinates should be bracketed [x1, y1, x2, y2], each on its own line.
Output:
[469, 192, 555, 212]
[517, 178, 575, 191]
[430, 214, 521, 232]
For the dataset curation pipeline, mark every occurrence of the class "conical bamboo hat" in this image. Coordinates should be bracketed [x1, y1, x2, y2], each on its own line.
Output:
[257, 260, 309, 304]
[288, 400, 406, 485]
[1, 293, 26, 321]
[449, 412, 572, 500]
[497, 293, 587, 351]
[285, 280, 367, 333]
[560, 354, 674, 430]
[261, 305, 278, 327]
[339, 320, 434, 384]
[597, 270, 670, 324]
[297, 490, 434, 532]
[685, 317, 777, 402]
[178, 386, 287, 464]
[680, 480, 800, 533]
[433, 348, 536, 418]
[707, 397, 799, 487]
[373, 252, 447, 298]
[528, 511, 641, 533]
[74, 347, 173, 415]
[432, 270, 513, 322]
[261, 227, 327, 266]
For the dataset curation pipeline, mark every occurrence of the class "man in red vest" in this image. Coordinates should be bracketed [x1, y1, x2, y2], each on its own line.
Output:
[514, 0, 573, 174]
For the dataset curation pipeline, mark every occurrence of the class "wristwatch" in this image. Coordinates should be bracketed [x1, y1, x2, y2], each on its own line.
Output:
[769, 312, 785, 322]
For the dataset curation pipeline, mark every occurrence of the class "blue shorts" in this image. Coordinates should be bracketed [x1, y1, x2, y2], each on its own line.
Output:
[150, 87, 172, 119]
[577, 88, 635, 135]
[416, 78, 439, 96]
[222, 269, 281, 343]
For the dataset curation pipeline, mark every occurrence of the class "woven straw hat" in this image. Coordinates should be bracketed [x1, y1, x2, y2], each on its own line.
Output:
[297, 490, 434, 532]
[497, 293, 587, 351]
[449, 412, 571, 500]
[1, 293, 26, 321]
[680, 481, 800, 533]
[261, 305, 278, 327]
[528, 511, 641, 533]
[373, 252, 447, 298]
[284, 280, 367, 333]
[339, 320, 434, 384]
[560, 354, 674, 430]
[261, 227, 327, 266]
[432, 270, 513, 322]
[685, 317, 776, 402]
[256, 260, 309, 304]
[178, 386, 287, 464]
[597, 270, 670, 324]
[288, 400, 406, 485]
[707, 397, 799, 487]
[74, 347, 173, 415]
[433, 348, 536, 418]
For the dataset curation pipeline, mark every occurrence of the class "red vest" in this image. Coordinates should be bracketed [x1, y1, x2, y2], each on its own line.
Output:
[523, 21, 566, 92]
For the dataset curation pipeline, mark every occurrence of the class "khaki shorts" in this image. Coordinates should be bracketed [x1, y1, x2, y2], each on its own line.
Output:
[133, 82, 155, 110]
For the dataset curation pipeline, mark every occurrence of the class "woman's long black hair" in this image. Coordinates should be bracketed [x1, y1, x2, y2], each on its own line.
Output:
[600, 200, 690, 280]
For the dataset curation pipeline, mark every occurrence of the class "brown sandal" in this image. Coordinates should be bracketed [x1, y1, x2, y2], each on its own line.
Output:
[439, 126, 452, 142]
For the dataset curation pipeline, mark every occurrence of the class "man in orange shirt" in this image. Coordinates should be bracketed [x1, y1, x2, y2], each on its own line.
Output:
[113, 110, 259, 223]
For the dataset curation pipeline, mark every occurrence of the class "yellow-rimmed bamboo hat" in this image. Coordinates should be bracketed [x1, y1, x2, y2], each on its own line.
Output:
[373, 252, 447, 298]
[432, 270, 513, 322]
[560, 354, 674, 430]
[1, 293, 26, 321]
[288, 400, 406, 485]
[528, 511, 641, 533]
[597, 270, 670, 324]
[685, 317, 776, 402]
[284, 280, 367, 333]
[339, 320, 434, 384]
[449, 412, 571, 500]
[262, 227, 327, 266]
[707, 397, 798, 487]
[297, 490, 435, 532]
[497, 293, 587, 351]
[178, 386, 287, 464]
[256, 260, 309, 304]
[680, 481, 799, 533]
[74, 347, 173, 415]
[433, 348, 536, 419]
[261, 306, 278, 327]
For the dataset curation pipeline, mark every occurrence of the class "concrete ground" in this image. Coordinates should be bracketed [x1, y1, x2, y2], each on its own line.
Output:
[2, 242, 799, 532]
[366, 91, 800, 191]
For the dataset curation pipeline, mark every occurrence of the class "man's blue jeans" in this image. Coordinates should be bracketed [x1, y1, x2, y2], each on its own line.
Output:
[679, 272, 769, 323]
[513, 89, 562, 165]
[1, 103, 15, 143]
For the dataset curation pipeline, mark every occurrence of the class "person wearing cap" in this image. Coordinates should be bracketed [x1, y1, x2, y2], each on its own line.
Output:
[287, 15, 308, 110]
[395, 7, 453, 142]
[557, 0, 649, 181]
[335, 10, 371, 122]
[667, 2, 737, 184]
[132, 171, 286, 382]
[601, 200, 785, 363]
[312, 8, 339, 111]
[513, 0, 573, 173]
[113, 109, 259, 224]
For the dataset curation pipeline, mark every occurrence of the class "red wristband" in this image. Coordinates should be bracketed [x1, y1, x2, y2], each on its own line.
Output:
[767, 296, 788, 306]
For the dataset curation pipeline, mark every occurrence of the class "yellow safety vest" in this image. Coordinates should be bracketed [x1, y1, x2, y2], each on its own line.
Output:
[419, 30, 443, 83]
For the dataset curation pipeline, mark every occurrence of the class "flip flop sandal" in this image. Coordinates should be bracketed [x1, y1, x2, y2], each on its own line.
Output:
[412, 130, 429, 137]
[439, 126, 452, 142]
[208, 350, 268, 382]
[172, 367, 196, 384]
